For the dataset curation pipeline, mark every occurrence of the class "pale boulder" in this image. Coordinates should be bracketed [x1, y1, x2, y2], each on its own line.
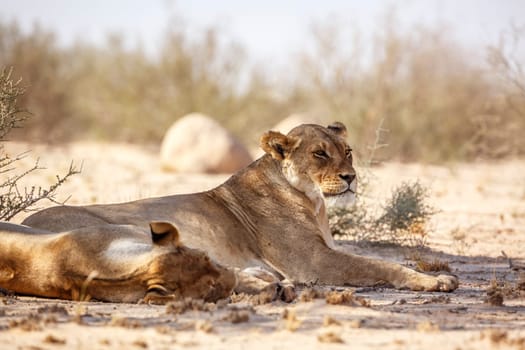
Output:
[160, 113, 252, 174]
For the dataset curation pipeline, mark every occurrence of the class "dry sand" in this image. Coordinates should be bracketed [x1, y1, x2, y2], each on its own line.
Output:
[1, 141, 525, 349]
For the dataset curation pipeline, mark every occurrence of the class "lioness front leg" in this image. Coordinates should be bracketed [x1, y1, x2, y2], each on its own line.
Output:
[279, 243, 458, 292]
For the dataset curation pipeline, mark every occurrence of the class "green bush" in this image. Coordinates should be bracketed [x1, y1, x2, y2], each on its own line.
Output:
[329, 180, 435, 247]
[378, 181, 436, 232]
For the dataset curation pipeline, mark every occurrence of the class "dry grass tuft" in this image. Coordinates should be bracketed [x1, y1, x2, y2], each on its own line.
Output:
[325, 290, 370, 307]
[99, 339, 111, 346]
[323, 315, 341, 327]
[282, 308, 301, 332]
[109, 316, 143, 329]
[485, 279, 505, 306]
[415, 257, 451, 273]
[518, 272, 525, 291]
[317, 331, 344, 344]
[450, 227, 470, 255]
[230, 283, 285, 305]
[195, 320, 214, 333]
[481, 329, 525, 348]
[485, 274, 525, 303]
[37, 305, 68, 316]
[165, 298, 216, 315]
[132, 339, 148, 348]
[416, 321, 440, 332]
[298, 287, 325, 302]
[0, 287, 16, 299]
[222, 309, 251, 324]
[8, 314, 43, 331]
[73, 304, 89, 325]
[43, 334, 66, 345]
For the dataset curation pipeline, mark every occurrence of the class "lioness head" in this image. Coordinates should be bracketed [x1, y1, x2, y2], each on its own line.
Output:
[260, 122, 357, 212]
[146, 222, 236, 302]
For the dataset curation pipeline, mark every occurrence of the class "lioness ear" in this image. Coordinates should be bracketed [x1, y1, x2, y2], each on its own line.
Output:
[327, 122, 347, 138]
[149, 221, 181, 247]
[260, 131, 301, 160]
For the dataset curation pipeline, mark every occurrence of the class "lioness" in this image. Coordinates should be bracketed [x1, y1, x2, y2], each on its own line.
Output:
[0, 221, 235, 303]
[23, 122, 458, 292]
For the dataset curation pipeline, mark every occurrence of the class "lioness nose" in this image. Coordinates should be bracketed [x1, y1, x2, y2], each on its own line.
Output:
[339, 174, 356, 184]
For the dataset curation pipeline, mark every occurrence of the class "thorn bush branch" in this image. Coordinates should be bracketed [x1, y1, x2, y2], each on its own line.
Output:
[0, 67, 78, 221]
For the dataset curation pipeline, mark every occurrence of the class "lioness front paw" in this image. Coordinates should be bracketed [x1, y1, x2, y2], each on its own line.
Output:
[404, 273, 458, 292]
[433, 274, 459, 292]
[418, 274, 458, 292]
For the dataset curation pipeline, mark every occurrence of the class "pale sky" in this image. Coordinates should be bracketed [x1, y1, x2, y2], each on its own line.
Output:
[1, 0, 523, 65]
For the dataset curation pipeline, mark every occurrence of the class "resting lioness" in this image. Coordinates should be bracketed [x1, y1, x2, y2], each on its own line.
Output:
[23, 122, 458, 292]
[0, 221, 235, 303]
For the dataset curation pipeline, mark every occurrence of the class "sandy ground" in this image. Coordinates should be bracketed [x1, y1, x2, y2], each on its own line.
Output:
[1, 141, 525, 350]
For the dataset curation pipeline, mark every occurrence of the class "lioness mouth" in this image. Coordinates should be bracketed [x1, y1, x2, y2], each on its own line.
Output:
[323, 187, 355, 197]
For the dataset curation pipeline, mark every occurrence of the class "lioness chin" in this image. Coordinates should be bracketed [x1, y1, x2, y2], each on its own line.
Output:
[23, 122, 458, 293]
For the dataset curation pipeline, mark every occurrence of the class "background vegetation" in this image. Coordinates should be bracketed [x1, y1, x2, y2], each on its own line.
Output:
[1, 15, 523, 162]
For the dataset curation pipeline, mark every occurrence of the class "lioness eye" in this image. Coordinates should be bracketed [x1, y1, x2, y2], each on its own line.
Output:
[313, 150, 329, 159]
[345, 148, 352, 158]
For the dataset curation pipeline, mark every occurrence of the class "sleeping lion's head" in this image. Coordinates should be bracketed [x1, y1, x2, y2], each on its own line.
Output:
[260, 122, 357, 212]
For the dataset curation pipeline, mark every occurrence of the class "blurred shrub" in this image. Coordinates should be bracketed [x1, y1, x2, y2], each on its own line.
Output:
[484, 24, 525, 158]
[0, 22, 75, 141]
[296, 15, 521, 162]
[0, 16, 523, 161]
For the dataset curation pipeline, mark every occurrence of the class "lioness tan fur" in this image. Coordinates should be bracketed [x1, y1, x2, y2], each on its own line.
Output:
[0, 221, 235, 303]
[23, 122, 458, 292]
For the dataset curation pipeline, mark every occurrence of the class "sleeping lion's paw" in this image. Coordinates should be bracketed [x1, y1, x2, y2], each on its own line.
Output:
[260, 282, 296, 303]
